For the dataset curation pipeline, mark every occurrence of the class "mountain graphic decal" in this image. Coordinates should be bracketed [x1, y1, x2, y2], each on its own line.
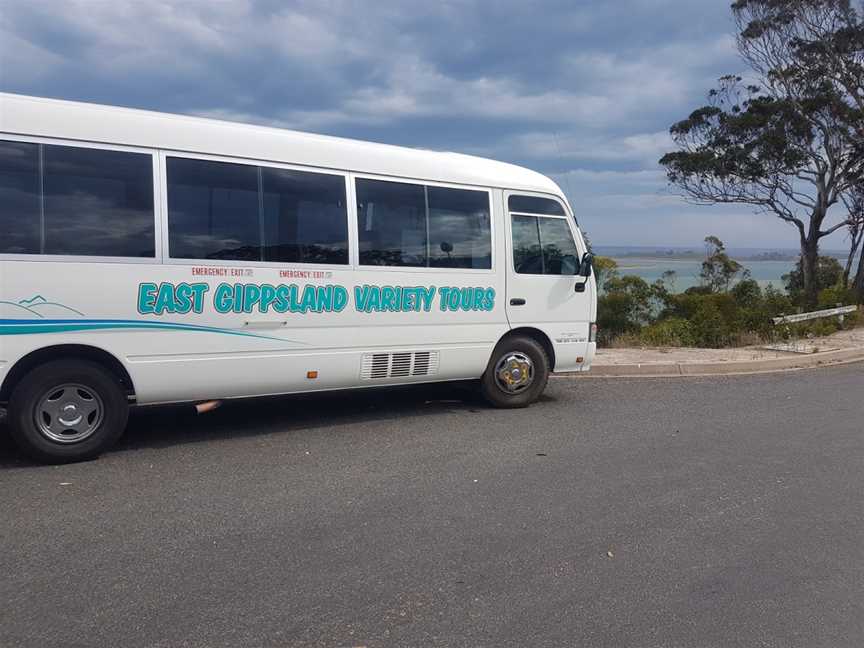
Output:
[19, 295, 47, 306]
[0, 296, 85, 318]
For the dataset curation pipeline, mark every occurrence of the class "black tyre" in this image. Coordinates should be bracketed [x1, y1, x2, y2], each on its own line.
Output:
[8, 359, 129, 463]
[480, 335, 550, 408]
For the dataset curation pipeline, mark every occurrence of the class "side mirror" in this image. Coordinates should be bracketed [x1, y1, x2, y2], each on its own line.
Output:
[574, 252, 593, 293]
[578, 252, 594, 277]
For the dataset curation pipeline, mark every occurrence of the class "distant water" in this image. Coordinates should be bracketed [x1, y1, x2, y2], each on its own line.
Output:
[594, 246, 849, 292]
[609, 257, 793, 291]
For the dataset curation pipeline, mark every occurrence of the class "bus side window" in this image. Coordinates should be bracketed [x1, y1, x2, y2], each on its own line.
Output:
[167, 157, 260, 261]
[0, 140, 40, 255]
[427, 186, 491, 269]
[261, 167, 348, 265]
[356, 178, 427, 267]
[0, 140, 155, 258]
[357, 178, 492, 270]
[166, 157, 349, 265]
[42, 145, 155, 257]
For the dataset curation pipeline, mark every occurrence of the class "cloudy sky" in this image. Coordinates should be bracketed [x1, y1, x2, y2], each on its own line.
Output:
[0, 0, 852, 249]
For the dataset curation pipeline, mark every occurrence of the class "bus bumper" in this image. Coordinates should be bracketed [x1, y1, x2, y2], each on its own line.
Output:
[582, 341, 596, 370]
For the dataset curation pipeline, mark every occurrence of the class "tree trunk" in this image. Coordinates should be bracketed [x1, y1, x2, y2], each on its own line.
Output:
[800, 234, 820, 309]
[843, 239, 856, 287]
[853, 247, 864, 305]
[843, 221, 863, 289]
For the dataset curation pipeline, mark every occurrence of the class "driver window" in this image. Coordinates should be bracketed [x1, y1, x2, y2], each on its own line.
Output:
[511, 214, 578, 275]
[512, 214, 544, 274]
[538, 217, 579, 274]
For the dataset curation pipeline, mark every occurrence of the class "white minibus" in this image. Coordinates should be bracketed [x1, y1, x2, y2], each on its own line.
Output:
[0, 94, 596, 463]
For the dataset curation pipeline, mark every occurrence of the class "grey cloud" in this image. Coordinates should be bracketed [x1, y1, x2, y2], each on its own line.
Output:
[2, 0, 845, 248]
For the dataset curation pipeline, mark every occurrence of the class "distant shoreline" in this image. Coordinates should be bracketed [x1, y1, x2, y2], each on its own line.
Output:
[594, 249, 835, 290]
[594, 246, 848, 264]
[612, 253, 801, 263]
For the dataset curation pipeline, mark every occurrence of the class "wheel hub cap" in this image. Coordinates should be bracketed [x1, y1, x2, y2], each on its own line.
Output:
[59, 403, 83, 427]
[35, 384, 104, 444]
[494, 352, 535, 394]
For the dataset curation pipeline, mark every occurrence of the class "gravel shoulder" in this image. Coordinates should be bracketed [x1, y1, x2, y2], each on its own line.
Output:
[585, 328, 864, 377]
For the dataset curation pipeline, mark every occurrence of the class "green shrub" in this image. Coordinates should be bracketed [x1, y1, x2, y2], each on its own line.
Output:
[783, 256, 844, 306]
[689, 298, 736, 347]
[762, 285, 795, 315]
[597, 275, 658, 344]
[817, 285, 856, 308]
[638, 318, 697, 347]
[594, 239, 860, 348]
[597, 293, 642, 343]
[730, 278, 762, 308]
[807, 319, 840, 337]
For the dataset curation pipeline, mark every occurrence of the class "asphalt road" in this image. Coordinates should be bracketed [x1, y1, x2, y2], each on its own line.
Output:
[1, 364, 863, 648]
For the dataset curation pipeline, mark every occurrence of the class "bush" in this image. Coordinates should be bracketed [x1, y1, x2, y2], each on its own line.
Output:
[597, 293, 642, 343]
[807, 319, 840, 337]
[689, 298, 737, 347]
[597, 275, 658, 344]
[730, 278, 762, 308]
[817, 285, 857, 308]
[598, 277, 858, 348]
[595, 238, 860, 349]
[638, 318, 697, 347]
[783, 256, 844, 305]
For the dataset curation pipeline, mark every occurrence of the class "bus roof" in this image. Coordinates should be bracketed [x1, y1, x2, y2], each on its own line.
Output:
[0, 93, 564, 196]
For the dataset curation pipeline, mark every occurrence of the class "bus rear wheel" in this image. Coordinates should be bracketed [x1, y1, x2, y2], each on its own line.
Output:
[8, 359, 129, 464]
[480, 335, 549, 408]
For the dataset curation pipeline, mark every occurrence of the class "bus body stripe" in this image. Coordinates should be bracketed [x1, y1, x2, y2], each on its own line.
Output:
[0, 319, 295, 342]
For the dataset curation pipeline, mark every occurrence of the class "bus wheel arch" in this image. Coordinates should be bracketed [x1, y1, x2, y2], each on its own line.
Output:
[500, 327, 556, 372]
[1, 345, 135, 406]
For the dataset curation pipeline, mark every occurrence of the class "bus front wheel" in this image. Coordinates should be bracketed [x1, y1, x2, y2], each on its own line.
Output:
[8, 359, 129, 464]
[480, 336, 549, 408]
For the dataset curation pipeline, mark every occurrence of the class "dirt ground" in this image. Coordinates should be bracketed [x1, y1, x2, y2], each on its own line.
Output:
[594, 327, 864, 366]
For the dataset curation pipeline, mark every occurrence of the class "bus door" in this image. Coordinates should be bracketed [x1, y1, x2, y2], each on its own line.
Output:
[504, 192, 592, 371]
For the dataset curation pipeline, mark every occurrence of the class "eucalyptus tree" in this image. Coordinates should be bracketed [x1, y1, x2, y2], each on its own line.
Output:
[660, 0, 863, 307]
[700, 236, 748, 293]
